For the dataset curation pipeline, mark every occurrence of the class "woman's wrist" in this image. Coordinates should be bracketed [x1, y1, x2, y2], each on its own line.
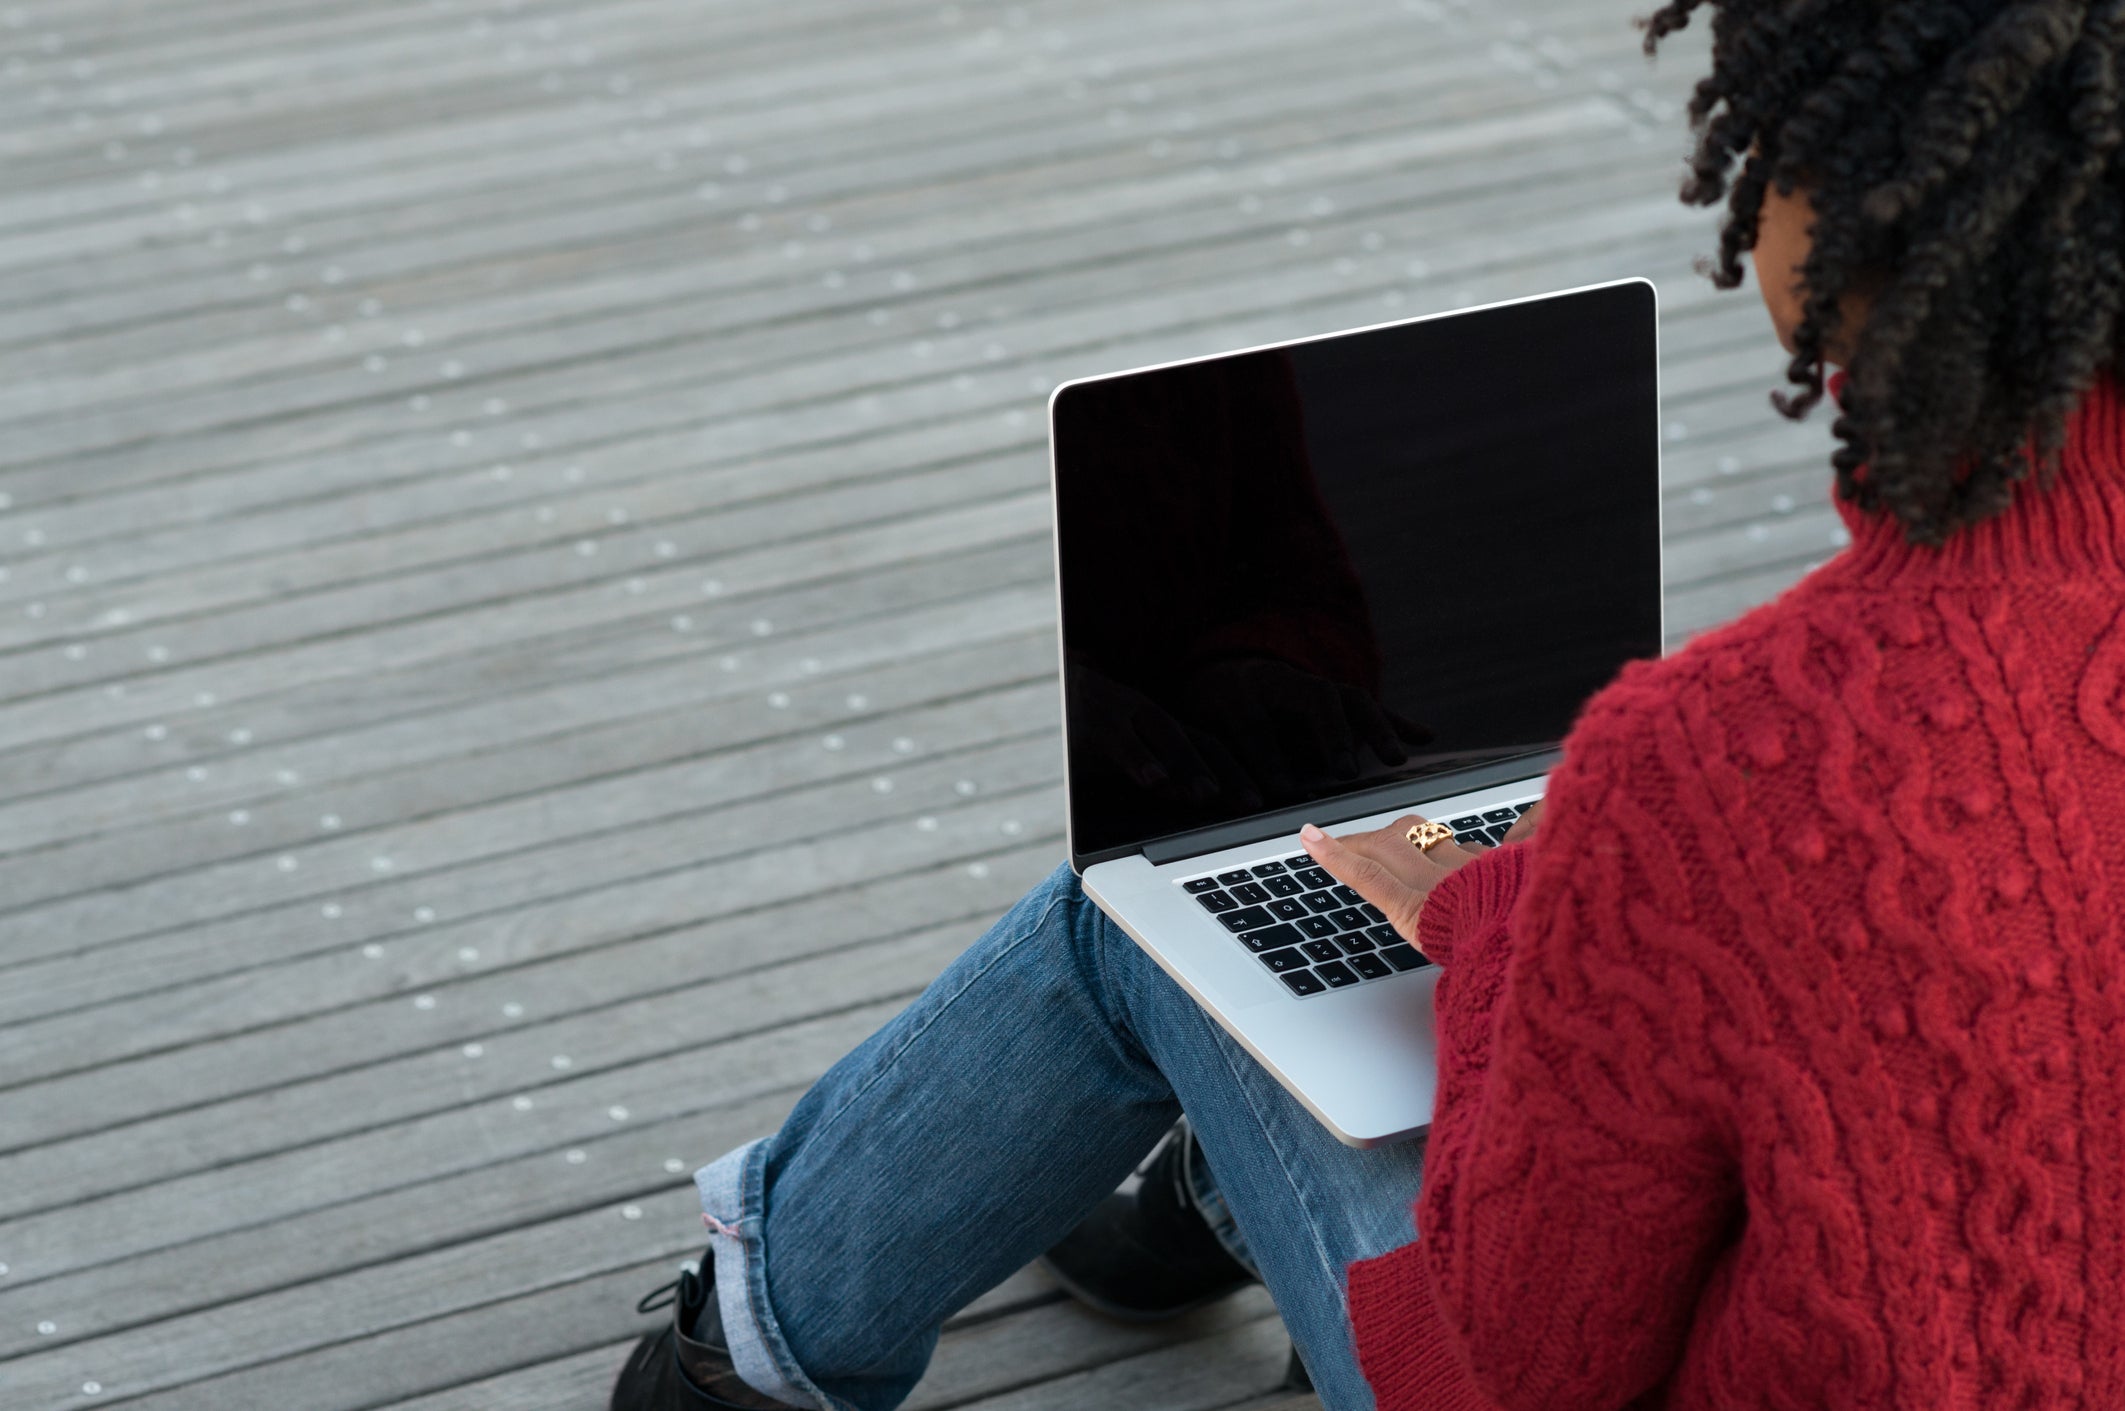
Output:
[1416, 844, 1532, 966]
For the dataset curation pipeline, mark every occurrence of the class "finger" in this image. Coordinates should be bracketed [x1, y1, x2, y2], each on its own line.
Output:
[1341, 686, 1405, 767]
[1502, 798, 1546, 845]
[1346, 814, 1476, 878]
[1298, 823, 1426, 942]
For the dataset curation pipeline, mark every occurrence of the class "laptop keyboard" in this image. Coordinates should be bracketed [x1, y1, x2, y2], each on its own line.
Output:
[1179, 799, 1539, 998]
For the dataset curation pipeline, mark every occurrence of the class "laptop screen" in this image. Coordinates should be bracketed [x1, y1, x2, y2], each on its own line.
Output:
[1053, 279, 1663, 867]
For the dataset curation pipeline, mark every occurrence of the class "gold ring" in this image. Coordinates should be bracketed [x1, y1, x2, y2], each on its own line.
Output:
[1405, 820, 1455, 853]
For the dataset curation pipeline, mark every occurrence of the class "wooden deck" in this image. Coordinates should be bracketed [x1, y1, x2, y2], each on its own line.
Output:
[0, 1, 1839, 1407]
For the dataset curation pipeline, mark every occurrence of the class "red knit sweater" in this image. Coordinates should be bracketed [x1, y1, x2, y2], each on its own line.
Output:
[1348, 368, 2125, 1411]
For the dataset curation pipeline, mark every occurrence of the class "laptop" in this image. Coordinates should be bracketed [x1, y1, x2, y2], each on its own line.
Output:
[1049, 278, 1664, 1146]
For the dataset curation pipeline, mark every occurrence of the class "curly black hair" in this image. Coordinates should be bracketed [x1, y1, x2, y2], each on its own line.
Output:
[1638, 0, 2124, 546]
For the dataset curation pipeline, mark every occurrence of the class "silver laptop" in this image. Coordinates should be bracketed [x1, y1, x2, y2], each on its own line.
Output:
[1049, 278, 1664, 1146]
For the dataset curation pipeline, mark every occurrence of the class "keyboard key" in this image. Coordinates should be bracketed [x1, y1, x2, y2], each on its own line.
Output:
[1455, 833, 1490, 848]
[1280, 969, 1328, 997]
[1218, 869, 1254, 887]
[1358, 902, 1386, 924]
[1301, 938, 1343, 963]
[1197, 890, 1237, 913]
[1380, 944, 1430, 972]
[1263, 874, 1304, 898]
[1243, 923, 1301, 953]
[1513, 801, 1537, 814]
[1294, 867, 1334, 889]
[1366, 923, 1402, 946]
[1298, 915, 1338, 938]
[1483, 808, 1519, 823]
[1328, 908, 1368, 932]
[1448, 815, 1486, 830]
[1487, 824, 1515, 845]
[1260, 946, 1309, 973]
[1352, 953, 1393, 980]
[1251, 861, 1287, 877]
[1302, 891, 1341, 914]
[1267, 898, 1308, 921]
[1231, 881, 1271, 905]
[1219, 906, 1275, 933]
[1283, 854, 1311, 868]
[1331, 884, 1363, 906]
[1317, 961, 1361, 988]
[1184, 877, 1220, 894]
[1336, 931, 1376, 955]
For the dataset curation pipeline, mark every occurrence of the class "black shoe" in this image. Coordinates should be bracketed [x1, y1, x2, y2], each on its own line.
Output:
[1039, 1120, 1258, 1322]
[611, 1249, 792, 1410]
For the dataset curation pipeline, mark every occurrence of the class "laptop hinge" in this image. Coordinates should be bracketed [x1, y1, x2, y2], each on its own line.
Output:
[1137, 748, 1562, 867]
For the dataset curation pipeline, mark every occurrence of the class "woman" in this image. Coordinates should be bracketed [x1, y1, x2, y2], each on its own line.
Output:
[614, 0, 2125, 1406]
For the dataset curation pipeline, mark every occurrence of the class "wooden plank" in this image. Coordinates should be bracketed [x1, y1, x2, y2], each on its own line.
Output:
[0, 2, 1320, 283]
[0, 1073, 1067, 1360]
[0, 185, 1710, 690]
[0, 850, 1050, 1242]
[0, 556, 1055, 836]
[4, 55, 1674, 461]
[1667, 554, 1828, 645]
[0, 630, 1054, 902]
[0, 716, 1059, 998]
[0, 697, 1061, 1077]
[0, 827, 1063, 1123]
[89, 1276, 1277, 1411]
[0, 90, 1651, 488]
[0, 119, 1659, 555]
[0, 138, 1708, 499]
[946, 1311, 1294, 1410]
[0, 153, 1700, 552]
[905, 1296, 1287, 1411]
[0, 5, 1563, 330]
[0, 493, 1052, 752]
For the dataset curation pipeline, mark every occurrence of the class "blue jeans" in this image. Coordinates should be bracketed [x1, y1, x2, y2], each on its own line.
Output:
[694, 862, 1426, 1411]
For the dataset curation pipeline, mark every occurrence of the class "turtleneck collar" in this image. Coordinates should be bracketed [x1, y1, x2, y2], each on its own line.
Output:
[1822, 365, 2125, 587]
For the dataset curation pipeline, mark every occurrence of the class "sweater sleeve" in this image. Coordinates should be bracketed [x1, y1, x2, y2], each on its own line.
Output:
[1354, 705, 1743, 1411]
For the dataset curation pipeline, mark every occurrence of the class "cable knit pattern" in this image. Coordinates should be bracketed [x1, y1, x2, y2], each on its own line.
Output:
[1349, 368, 2125, 1411]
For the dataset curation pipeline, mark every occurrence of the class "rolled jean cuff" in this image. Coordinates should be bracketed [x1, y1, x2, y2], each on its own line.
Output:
[695, 1138, 839, 1411]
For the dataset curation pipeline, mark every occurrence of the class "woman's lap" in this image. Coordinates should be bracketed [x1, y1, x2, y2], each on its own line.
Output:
[693, 861, 1425, 1411]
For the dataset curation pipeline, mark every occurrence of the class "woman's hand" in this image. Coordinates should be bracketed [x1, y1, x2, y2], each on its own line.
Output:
[1299, 800, 1545, 948]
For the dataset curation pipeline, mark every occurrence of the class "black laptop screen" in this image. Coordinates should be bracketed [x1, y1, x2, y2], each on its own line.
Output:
[1053, 280, 1663, 866]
